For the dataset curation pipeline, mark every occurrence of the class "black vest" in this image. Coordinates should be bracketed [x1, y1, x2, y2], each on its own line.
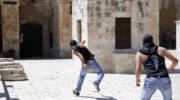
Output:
[141, 48, 169, 78]
[77, 47, 95, 63]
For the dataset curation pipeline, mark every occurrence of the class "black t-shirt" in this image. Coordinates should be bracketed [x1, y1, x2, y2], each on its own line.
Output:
[140, 47, 169, 78]
[76, 47, 95, 63]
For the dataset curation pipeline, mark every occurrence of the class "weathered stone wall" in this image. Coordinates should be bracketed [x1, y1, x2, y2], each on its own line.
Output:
[20, 0, 51, 25]
[59, 0, 72, 58]
[20, 0, 52, 57]
[175, 0, 180, 20]
[72, 0, 88, 43]
[159, 0, 176, 34]
[48, 0, 60, 57]
[1, 0, 20, 57]
[0, 0, 72, 58]
[19, 0, 72, 58]
[72, 0, 88, 68]
[87, 0, 159, 73]
[73, 0, 159, 73]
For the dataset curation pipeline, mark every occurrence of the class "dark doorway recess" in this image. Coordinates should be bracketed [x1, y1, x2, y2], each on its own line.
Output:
[20, 24, 43, 58]
[115, 18, 131, 49]
[0, 6, 2, 53]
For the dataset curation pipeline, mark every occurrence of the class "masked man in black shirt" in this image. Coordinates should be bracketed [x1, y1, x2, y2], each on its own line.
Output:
[70, 40, 104, 96]
[136, 34, 178, 100]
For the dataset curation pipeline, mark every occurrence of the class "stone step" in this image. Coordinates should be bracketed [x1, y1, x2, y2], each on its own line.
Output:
[1, 73, 27, 81]
[0, 59, 28, 81]
[0, 58, 14, 62]
[0, 68, 25, 74]
[0, 62, 23, 69]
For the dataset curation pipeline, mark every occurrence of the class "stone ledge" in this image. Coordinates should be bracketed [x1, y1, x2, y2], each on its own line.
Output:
[0, 58, 14, 62]
[0, 68, 25, 74]
[0, 58, 28, 81]
[113, 49, 137, 54]
[0, 62, 23, 69]
[1, 73, 27, 81]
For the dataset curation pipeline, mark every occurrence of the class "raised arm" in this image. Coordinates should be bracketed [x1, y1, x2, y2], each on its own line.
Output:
[79, 40, 86, 48]
[136, 52, 142, 87]
[159, 47, 178, 72]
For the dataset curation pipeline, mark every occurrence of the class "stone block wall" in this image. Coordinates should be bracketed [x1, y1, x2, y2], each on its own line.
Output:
[112, 53, 136, 73]
[59, 0, 72, 58]
[73, 0, 159, 73]
[176, 20, 180, 51]
[1, 0, 20, 58]
[20, 0, 52, 57]
[19, 0, 72, 58]
[88, 0, 159, 73]
[159, 0, 176, 34]
[48, 0, 61, 57]
[72, 0, 88, 68]
[72, 0, 88, 43]
[0, 0, 72, 58]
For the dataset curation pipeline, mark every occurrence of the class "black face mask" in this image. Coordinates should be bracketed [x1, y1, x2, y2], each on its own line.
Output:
[139, 34, 158, 55]
[71, 44, 80, 50]
[71, 45, 77, 50]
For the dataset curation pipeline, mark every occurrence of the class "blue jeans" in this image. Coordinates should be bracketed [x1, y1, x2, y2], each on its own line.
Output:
[75, 60, 104, 91]
[141, 77, 172, 100]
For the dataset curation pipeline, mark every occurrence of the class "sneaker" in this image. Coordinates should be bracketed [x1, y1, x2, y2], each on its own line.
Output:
[93, 82, 100, 92]
[73, 89, 80, 96]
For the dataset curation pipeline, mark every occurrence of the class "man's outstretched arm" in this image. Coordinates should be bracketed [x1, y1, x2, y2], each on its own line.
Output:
[136, 52, 142, 87]
[160, 47, 178, 72]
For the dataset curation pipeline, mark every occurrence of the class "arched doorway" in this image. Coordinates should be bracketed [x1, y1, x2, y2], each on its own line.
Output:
[0, 6, 2, 53]
[20, 24, 43, 58]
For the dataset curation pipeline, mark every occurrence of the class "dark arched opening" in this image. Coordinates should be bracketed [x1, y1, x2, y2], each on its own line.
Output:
[0, 6, 2, 53]
[20, 23, 43, 58]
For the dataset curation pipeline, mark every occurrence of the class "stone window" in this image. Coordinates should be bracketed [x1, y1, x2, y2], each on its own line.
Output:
[77, 20, 82, 42]
[115, 18, 131, 49]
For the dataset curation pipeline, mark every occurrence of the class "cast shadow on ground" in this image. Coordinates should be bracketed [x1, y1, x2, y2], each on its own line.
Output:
[0, 93, 6, 98]
[79, 95, 117, 100]
[2, 80, 19, 100]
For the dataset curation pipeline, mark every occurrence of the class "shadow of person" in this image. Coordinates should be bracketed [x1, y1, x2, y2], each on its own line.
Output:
[1, 80, 19, 100]
[0, 93, 6, 98]
[79, 95, 117, 100]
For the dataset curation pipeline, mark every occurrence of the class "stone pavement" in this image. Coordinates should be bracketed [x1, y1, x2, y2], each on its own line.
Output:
[0, 59, 180, 100]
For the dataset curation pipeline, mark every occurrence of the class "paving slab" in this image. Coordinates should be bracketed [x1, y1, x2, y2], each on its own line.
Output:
[0, 76, 7, 100]
[1, 59, 179, 100]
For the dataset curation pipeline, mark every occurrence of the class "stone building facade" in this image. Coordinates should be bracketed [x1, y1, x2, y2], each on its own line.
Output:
[72, 0, 159, 73]
[0, 0, 179, 73]
[72, 0, 180, 73]
[0, 0, 72, 58]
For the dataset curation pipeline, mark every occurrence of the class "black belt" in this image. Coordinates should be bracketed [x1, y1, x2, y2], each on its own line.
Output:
[147, 74, 169, 78]
[88, 57, 95, 60]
